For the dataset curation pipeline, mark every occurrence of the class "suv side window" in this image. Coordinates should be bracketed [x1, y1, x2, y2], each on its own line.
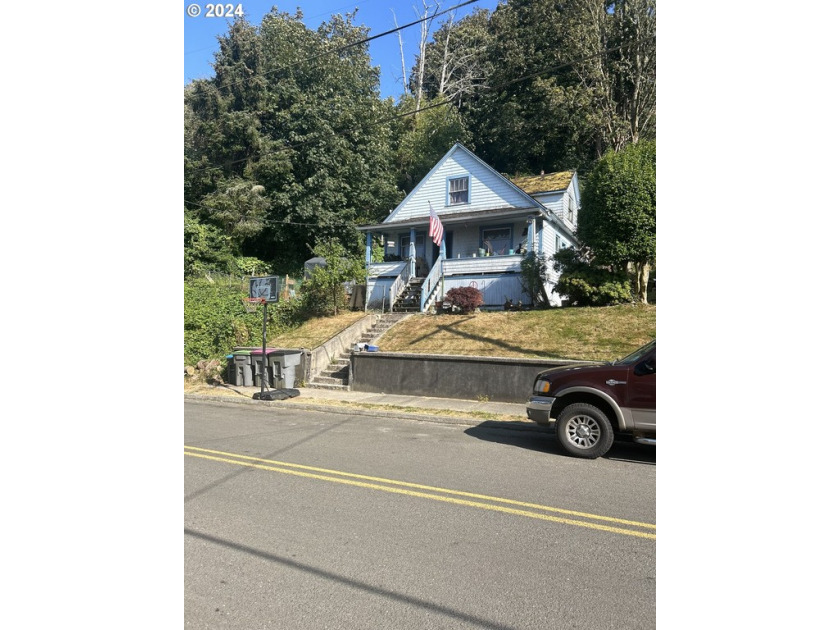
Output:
[634, 352, 655, 376]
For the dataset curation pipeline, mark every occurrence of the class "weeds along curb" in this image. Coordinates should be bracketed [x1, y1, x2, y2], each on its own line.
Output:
[183, 393, 543, 430]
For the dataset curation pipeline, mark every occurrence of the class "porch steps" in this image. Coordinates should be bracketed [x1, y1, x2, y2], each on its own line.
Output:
[307, 313, 412, 391]
[392, 278, 426, 313]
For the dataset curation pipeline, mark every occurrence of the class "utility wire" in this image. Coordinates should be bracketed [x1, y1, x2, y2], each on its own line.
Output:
[189, 36, 655, 178]
[186, 35, 655, 227]
[200, 1, 477, 99]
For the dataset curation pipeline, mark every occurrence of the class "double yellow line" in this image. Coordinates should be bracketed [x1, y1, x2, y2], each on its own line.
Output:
[185, 445, 656, 539]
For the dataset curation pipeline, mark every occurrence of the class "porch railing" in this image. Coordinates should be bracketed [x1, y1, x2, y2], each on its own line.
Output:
[387, 261, 412, 312]
[420, 256, 444, 312]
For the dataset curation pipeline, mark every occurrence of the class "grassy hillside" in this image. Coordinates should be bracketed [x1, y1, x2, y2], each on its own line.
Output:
[263, 305, 655, 362]
[266, 312, 368, 349]
[375, 305, 655, 361]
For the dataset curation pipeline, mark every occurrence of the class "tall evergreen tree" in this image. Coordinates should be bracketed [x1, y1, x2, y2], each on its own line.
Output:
[184, 9, 402, 275]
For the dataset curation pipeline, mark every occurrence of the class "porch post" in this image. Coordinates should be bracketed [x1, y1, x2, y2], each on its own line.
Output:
[365, 231, 372, 264]
[527, 218, 535, 253]
[409, 227, 417, 277]
[440, 232, 446, 301]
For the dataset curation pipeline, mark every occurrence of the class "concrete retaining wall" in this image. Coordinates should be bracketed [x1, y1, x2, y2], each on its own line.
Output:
[350, 352, 590, 403]
[307, 314, 378, 381]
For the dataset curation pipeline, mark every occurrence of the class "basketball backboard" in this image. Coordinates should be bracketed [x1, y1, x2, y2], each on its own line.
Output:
[249, 276, 280, 302]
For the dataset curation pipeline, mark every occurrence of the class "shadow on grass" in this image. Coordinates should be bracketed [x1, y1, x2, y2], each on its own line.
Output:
[464, 421, 656, 464]
[406, 316, 561, 359]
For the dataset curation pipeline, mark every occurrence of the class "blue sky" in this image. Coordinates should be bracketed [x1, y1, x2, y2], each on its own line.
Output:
[184, 0, 501, 100]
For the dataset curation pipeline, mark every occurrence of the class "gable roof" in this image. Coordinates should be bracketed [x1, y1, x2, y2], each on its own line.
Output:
[382, 142, 548, 224]
[510, 171, 574, 195]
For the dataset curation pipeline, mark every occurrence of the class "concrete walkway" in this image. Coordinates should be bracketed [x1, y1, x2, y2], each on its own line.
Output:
[185, 384, 531, 427]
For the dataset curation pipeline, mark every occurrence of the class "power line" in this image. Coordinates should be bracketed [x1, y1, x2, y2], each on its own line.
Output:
[199, 1, 478, 99]
[188, 36, 654, 177]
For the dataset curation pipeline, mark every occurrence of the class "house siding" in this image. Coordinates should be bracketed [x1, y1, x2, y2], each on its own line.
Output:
[439, 274, 529, 309]
[362, 143, 582, 312]
[385, 147, 536, 224]
[533, 191, 564, 218]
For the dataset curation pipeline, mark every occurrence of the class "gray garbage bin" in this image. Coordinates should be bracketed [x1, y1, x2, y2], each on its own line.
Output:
[268, 351, 302, 389]
[232, 350, 253, 386]
[250, 348, 279, 388]
[225, 354, 235, 384]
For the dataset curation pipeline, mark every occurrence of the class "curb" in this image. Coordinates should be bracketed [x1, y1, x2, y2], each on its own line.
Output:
[184, 393, 540, 429]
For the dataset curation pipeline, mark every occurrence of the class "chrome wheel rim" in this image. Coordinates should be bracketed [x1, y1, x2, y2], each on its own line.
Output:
[565, 415, 601, 449]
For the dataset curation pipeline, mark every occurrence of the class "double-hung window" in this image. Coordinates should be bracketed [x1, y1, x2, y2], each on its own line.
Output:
[448, 176, 469, 205]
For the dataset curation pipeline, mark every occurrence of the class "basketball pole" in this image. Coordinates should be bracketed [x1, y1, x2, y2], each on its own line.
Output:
[261, 300, 268, 397]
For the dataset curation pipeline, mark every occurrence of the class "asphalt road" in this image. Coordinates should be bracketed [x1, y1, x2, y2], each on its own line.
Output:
[185, 401, 656, 629]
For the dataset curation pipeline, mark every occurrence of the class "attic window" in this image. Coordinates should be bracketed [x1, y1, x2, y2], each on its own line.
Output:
[448, 176, 469, 205]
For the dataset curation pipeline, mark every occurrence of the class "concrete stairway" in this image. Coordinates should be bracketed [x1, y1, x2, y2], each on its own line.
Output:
[307, 313, 412, 391]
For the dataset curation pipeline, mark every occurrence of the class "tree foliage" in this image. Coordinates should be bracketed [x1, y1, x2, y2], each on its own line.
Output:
[577, 140, 656, 302]
[184, 206, 235, 275]
[519, 251, 551, 308]
[410, 8, 494, 108]
[300, 237, 365, 316]
[411, 0, 657, 176]
[553, 248, 633, 306]
[202, 179, 269, 249]
[184, 10, 402, 275]
[392, 95, 471, 193]
[184, 278, 303, 365]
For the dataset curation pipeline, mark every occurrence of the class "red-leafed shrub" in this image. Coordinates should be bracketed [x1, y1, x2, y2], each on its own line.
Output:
[444, 286, 483, 313]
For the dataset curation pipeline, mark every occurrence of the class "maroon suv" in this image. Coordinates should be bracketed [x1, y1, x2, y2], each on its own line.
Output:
[525, 339, 655, 458]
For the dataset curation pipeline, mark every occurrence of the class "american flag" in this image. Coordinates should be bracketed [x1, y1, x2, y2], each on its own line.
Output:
[428, 202, 444, 246]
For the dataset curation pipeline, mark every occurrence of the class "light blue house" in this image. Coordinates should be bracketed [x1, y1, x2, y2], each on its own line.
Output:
[359, 142, 580, 312]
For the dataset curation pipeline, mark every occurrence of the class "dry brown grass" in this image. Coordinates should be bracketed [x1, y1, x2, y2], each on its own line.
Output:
[375, 304, 655, 361]
[266, 311, 368, 348]
[183, 382, 525, 422]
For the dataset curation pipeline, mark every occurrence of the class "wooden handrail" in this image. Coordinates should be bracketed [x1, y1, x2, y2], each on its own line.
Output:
[420, 256, 443, 312]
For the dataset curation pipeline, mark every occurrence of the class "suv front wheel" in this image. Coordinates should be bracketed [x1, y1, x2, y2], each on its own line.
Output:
[555, 403, 614, 459]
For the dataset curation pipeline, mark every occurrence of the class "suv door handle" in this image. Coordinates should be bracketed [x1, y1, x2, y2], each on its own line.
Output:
[606, 379, 627, 386]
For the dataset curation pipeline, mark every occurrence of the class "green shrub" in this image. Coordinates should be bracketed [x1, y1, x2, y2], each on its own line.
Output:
[556, 275, 633, 306]
[184, 208, 236, 277]
[553, 248, 634, 307]
[299, 238, 365, 316]
[233, 257, 273, 276]
[519, 251, 550, 307]
[184, 278, 304, 365]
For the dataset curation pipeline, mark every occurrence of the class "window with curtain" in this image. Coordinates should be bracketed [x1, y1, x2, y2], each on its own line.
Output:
[481, 226, 512, 255]
[448, 176, 469, 205]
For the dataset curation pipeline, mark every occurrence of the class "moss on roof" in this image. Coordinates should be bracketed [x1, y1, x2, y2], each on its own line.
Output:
[511, 171, 574, 195]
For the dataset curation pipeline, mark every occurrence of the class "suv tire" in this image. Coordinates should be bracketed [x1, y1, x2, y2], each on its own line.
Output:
[555, 403, 614, 459]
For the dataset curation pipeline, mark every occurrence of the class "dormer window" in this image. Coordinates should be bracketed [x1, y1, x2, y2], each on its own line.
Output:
[448, 176, 469, 205]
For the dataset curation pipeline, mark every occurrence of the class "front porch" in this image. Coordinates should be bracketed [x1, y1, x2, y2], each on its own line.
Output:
[364, 254, 529, 313]
[360, 205, 557, 313]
